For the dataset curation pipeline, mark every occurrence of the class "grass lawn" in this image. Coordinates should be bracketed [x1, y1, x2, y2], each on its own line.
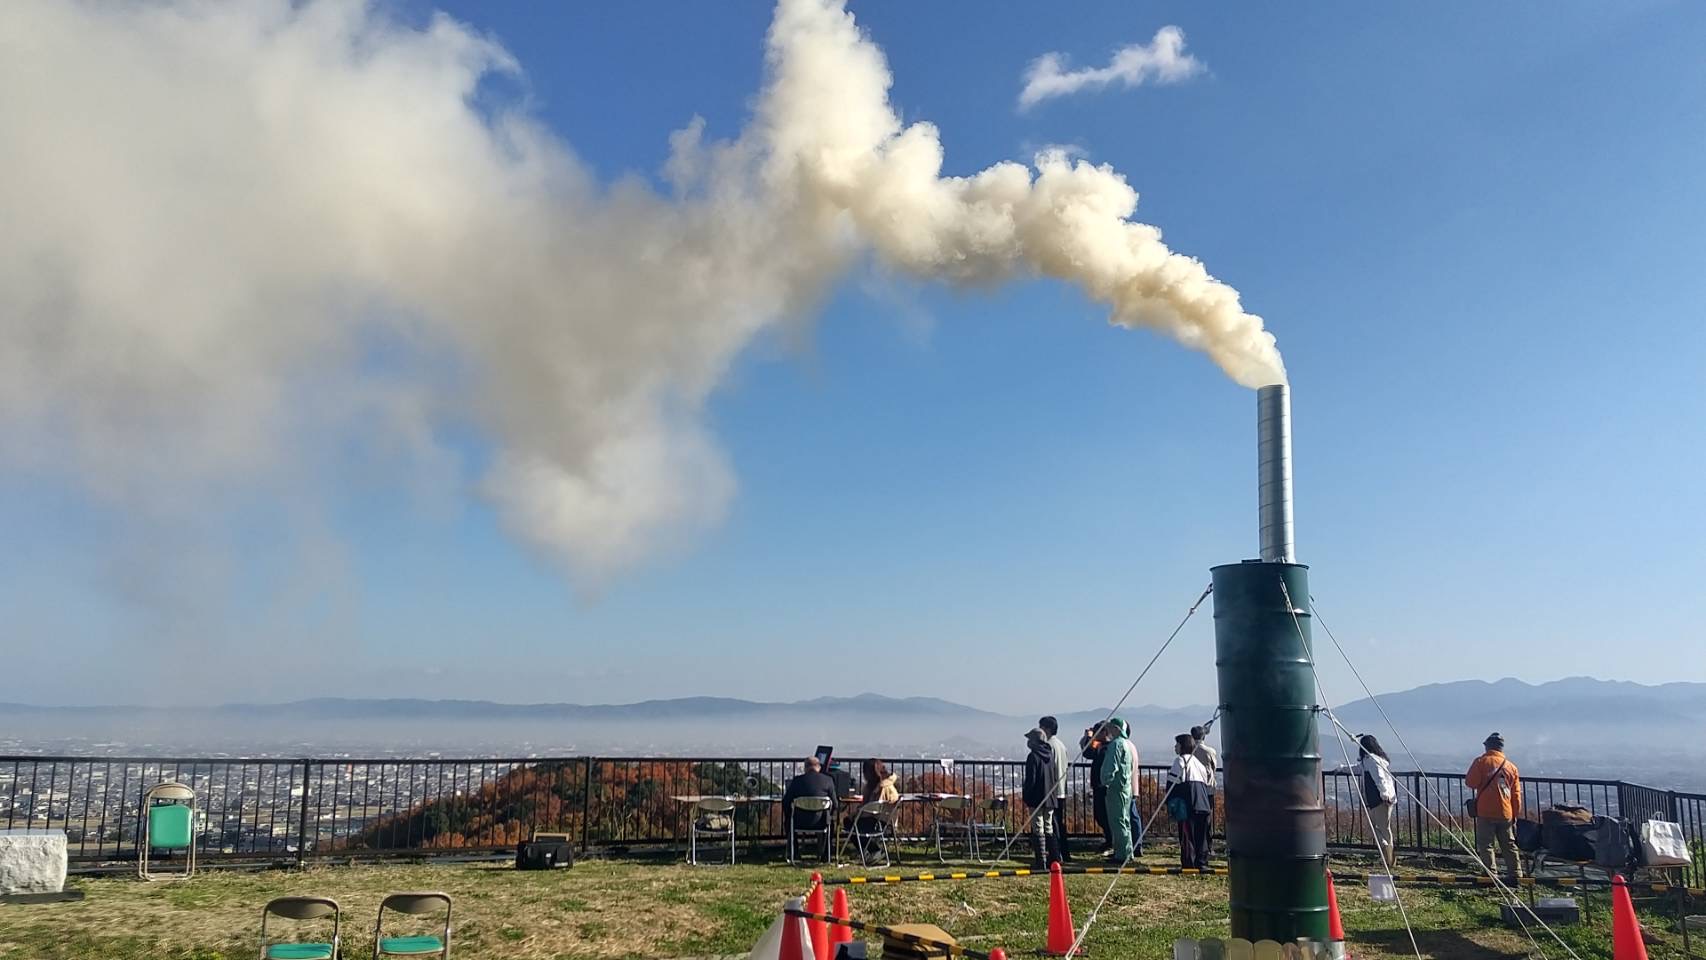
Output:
[0, 851, 1692, 959]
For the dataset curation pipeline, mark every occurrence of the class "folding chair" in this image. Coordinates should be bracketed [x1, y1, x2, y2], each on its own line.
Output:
[373, 892, 451, 958]
[259, 896, 341, 959]
[932, 796, 976, 863]
[973, 796, 1011, 864]
[850, 801, 895, 868]
[788, 797, 834, 865]
[139, 781, 197, 880]
[689, 797, 736, 865]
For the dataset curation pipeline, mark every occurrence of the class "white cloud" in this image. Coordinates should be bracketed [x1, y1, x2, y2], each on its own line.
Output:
[0, 0, 1274, 598]
[1019, 26, 1205, 110]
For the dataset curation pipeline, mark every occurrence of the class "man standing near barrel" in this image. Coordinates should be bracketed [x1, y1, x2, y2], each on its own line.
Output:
[1099, 719, 1138, 863]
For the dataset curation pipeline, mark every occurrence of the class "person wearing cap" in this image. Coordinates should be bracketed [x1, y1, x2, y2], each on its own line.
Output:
[1099, 718, 1138, 863]
[1190, 724, 1220, 855]
[1466, 732, 1523, 880]
[1038, 716, 1073, 861]
[1166, 733, 1214, 869]
[1022, 727, 1062, 869]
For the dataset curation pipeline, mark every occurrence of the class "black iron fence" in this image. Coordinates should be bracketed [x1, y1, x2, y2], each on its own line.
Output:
[3, 755, 1700, 885]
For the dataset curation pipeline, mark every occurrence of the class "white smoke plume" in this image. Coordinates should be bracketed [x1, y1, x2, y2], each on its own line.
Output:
[0, 0, 1283, 586]
[1018, 25, 1206, 110]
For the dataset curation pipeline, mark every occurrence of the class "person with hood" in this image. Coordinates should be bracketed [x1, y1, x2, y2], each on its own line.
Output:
[1333, 734, 1397, 869]
[1466, 732, 1523, 880]
[1039, 716, 1072, 861]
[1023, 727, 1062, 869]
[1099, 718, 1138, 863]
[1079, 722, 1115, 856]
[1166, 733, 1214, 868]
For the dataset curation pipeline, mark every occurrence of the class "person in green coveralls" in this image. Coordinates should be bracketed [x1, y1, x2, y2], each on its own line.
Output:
[1099, 718, 1138, 862]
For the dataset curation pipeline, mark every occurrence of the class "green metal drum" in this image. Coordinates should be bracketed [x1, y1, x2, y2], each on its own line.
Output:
[1212, 559, 1329, 942]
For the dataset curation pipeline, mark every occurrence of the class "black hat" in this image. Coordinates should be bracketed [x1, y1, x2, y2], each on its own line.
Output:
[1484, 732, 1505, 749]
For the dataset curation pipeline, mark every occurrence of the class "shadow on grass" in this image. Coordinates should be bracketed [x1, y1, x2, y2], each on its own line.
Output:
[1357, 925, 1528, 959]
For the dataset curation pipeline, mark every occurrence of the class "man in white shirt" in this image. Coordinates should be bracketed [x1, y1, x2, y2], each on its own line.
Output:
[1190, 724, 1220, 855]
[1039, 716, 1073, 861]
[1166, 733, 1214, 868]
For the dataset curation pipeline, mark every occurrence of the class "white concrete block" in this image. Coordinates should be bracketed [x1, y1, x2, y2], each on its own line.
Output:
[0, 828, 68, 895]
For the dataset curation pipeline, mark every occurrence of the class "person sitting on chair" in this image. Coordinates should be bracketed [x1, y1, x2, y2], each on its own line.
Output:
[782, 757, 837, 830]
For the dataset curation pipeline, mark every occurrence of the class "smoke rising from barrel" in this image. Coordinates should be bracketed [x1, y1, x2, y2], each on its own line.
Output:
[0, 0, 1285, 585]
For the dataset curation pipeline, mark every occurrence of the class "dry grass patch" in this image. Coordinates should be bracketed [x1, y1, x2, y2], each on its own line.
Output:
[0, 854, 1691, 959]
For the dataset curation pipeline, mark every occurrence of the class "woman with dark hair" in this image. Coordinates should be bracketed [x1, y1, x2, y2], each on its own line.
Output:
[862, 759, 899, 804]
[1335, 733, 1397, 868]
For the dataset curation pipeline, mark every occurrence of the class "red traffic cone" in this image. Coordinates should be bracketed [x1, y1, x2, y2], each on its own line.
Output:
[1612, 875, 1649, 960]
[807, 874, 829, 960]
[1046, 861, 1077, 955]
[1325, 870, 1348, 958]
[779, 897, 813, 960]
[830, 887, 854, 948]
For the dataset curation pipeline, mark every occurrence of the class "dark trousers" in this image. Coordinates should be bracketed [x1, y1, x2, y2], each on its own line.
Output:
[1205, 792, 1216, 855]
[1051, 802, 1072, 859]
[1091, 788, 1112, 849]
[1178, 812, 1211, 868]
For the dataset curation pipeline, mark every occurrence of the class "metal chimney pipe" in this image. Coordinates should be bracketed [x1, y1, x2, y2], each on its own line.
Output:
[1256, 383, 1295, 563]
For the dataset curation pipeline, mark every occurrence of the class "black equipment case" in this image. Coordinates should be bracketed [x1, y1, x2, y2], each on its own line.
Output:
[515, 832, 575, 870]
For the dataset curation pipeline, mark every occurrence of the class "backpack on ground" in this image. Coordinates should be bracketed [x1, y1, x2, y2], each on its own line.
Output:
[1590, 816, 1637, 871]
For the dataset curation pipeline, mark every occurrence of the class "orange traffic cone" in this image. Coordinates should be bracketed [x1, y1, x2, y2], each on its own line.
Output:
[830, 887, 854, 950]
[807, 874, 829, 960]
[1612, 875, 1649, 960]
[780, 897, 812, 960]
[1325, 870, 1348, 959]
[1046, 861, 1077, 955]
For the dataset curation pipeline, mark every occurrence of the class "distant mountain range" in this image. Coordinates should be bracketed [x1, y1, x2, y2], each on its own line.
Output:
[5, 677, 1704, 788]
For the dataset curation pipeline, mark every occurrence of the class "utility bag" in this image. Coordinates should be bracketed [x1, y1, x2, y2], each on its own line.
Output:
[515, 839, 574, 870]
[1362, 770, 1384, 810]
[1640, 820, 1693, 867]
[1591, 816, 1637, 871]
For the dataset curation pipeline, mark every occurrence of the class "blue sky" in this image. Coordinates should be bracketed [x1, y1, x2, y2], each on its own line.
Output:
[2, 0, 1702, 710]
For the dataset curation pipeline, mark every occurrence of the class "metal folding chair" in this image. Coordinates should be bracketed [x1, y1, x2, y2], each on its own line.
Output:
[372, 891, 451, 958]
[851, 801, 895, 868]
[932, 796, 976, 863]
[260, 896, 341, 960]
[788, 797, 834, 865]
[139, 781, 197, 881]
[689, 797, 736, 865]
[973, 796, 1011, 863]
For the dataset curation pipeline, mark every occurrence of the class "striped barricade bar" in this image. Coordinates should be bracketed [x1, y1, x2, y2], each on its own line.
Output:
[818, 867, 1703, 897]
[1329, 873, 1706, 897]
[823, 865, 1230, 885]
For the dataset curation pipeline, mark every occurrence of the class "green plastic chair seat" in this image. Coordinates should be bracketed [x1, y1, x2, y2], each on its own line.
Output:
[379, 934, 445, 955]
[264, 944, 335, 960]
[148, 805, 193, 849]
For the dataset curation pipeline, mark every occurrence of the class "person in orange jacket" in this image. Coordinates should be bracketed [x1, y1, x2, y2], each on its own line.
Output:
[1465, 732, 1523, 880]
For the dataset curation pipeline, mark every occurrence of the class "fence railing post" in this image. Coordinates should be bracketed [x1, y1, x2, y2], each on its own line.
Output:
[581, 757, 593, 854]
[296, 759, 312, 868]
[1412, 773, 1425, 853]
